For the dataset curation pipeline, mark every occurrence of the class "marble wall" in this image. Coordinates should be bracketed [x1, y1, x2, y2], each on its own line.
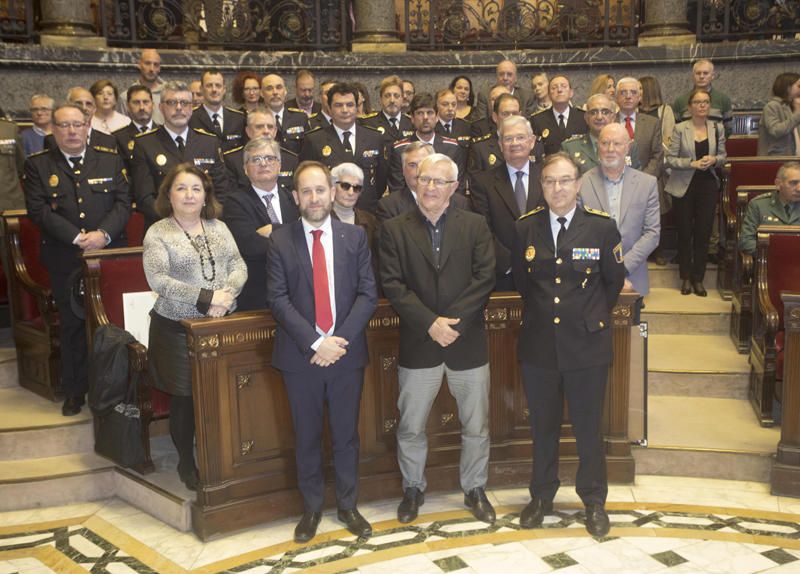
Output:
[1, 40, 798, 118]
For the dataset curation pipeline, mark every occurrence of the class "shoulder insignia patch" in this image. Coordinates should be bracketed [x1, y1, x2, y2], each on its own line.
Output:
[564, 133, 584, 143]
[305, 126, 322, 136]
[93, 145, 118, 154]
[225, 106, 245, 115]
[441, 136, 458, 145]
[361, 124, 381, 134]
[584, 205, 611, 218]
[531, 108, 548, 116]
[519, 205, 545, 220]
[193, 128, 216, 137]
[134, 128, 158, 138]
[613, 242, 624, 263]
[286, 107, 303, 114]
[393, 138, 412, 149]
[472, 133, 492, 144]
[223, 145, 244, 156]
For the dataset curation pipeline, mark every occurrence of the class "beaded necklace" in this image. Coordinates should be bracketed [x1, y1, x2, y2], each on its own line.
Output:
[173, 217, 216, 282]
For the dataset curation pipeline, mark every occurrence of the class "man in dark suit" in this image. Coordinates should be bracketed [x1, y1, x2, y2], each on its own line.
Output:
[434, 89, 472, 151]
[475, 60, 535, 117]
[511, 152, 625, 538]
[376, 142, 470, 223]
[468, 92, 521, 181]
[388, 93, 466, 193]
[471, 85, 509, 139]
[44, 87, 117, 152]
[24, 104, 131, 416]
[379, 153, 496, 525]
[223, 137, 299, 311]
[299, 83, 388, 214]
[261, 73, 310, 154]
[188, 69, 246, 153]
[472, 116, 544, 291]
[223, 108, 298, 191]
[530, 75, 588, 156]
[113, 85, 158, 168]
[286, 69, 322, 117]
[267, 161, 377, 544]
[130, 81, 227, 227]
[359, 75, 415, 143]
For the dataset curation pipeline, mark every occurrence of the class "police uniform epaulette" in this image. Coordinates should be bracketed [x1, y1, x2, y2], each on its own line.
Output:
[584, 205, 610, 218]
[134, 128, 158, 138]
[472, 133, 492, 144]
[223, 145, 244, 156]
[93, 145, 118, 154]
[393, 138, 412, 148]
[361, 124, 381, 134]
[225, 106, 245, 115]
[193, 127, 216, 137]
[531, 108, 549, 117]
[361, 111, 379, 119]
[280, 146, 298, 157]
[305, 126, 323, 136]
[309, 112, 319, 119]
[441, 136, 458, 145]
[519, 206, 545, 220]
[192, 105, 201, 112]
[286, 107, 304, 114]
[27, 149, 48, 158]
[563, 133, 584, 143]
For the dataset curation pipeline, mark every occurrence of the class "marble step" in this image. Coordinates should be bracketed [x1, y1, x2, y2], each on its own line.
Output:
[0, 452, 115, 512]
[649, 371, 750, 400]
[642, 287, 731, 335]
[0, 347, 18, 389]
[648, 333, 749, 377]
[647, 263, 718, 290]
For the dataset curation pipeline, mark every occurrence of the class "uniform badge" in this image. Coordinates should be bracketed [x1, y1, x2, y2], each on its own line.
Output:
[613, 242, 624, 263]
[377, 126, 385, 134]
[322, 145, 332, 157]
[128, 140, 135, 152]
[525, 245, 536, 261]
[489, 153, 497, 165]
[542, 128, 550, 139]
[48, 174, 59, 187]
[574, 152, 581, 157]
[156, 154, 167, 166]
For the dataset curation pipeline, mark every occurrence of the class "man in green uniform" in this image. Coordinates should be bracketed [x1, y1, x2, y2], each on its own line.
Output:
[739, 161, 800, 255]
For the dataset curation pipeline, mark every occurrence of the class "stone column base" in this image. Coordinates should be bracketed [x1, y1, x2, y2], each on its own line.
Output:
[40, 34, 107, 48]
[351, 41, 407, 53]
[638, 33, 696, 47]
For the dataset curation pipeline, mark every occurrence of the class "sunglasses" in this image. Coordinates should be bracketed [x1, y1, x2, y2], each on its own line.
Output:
[338, 181, 363, 193]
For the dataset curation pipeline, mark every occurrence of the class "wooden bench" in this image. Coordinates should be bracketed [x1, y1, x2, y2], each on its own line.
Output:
[725, 135, 759, 158]
[82, 246, 170, 474]
[0, 209, 61, 401]
[729, 185, 775, 354]
[772, 291, 800, 497]
[748, 225, 800, 427]
[718, 157, 794, 300]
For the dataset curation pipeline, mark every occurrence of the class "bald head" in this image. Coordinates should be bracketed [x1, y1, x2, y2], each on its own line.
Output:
[496, 60, 518, 90]
[138, 49, 161, 84]
[597, 123, 631, 172]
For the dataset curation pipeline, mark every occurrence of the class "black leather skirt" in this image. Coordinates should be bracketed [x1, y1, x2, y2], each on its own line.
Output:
[147, 311, 192, 397]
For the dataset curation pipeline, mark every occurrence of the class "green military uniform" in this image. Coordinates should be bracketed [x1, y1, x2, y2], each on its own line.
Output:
[739, 191, 800, 254]
[561, 133, 641, 176]
[0, 119, 26, 211]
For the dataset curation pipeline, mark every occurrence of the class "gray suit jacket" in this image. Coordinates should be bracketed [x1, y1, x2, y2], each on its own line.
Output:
[665, 119, 726, 199]
[619, 112, 663, 178]
[579, 167, 660, 295]
[758, 97, 800, 156]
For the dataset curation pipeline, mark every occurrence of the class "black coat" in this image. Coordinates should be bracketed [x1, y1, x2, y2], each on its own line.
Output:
[388, 134, 467, 194]
[188, 106, 246, 152]
[434, 117, 473, 151]
[223, 145, 298, 192]
[375, 185, 471, 224]
[529, 106, 589, 156]
[359, 111, 415, 143]
[275, 107, 311, 154]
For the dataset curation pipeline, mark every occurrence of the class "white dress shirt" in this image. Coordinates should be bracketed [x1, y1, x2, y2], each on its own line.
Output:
[302, 215, 337, 346]
[549, 206, 577, 248]
[253, 184, 283, 224]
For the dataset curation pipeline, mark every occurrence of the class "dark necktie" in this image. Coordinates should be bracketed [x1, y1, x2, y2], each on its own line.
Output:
[558, 114, 566, 131]
[275, 113, 282, 134]
[311, 229, 333, 333]
[211, 113, 221, 135]
[263, 192, 279, 224]
[69, 156, 82, 175]
[343, 130, 353, 155]
[139, 125, 148, 133]
[786, 203, 793, 221]
[389, 117, 398, 132]
[444, 122, 451, 135]
[556, 216, 567, 249]
[514, 170, 527, 215]
[175, 135, 185, 154]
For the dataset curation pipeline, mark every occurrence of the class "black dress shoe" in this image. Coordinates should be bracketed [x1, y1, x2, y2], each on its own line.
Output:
[692, 281, 707, 297]
[464, 487, 496, 524]
[61, 396, 84, 416]
[294, 511, 322, 543]
[519, 497, 553, 529]
[397, 487, 425, 523]
[177, 464, 199, 491]
[680, 279, 692, 295]
[337, 508, 372, 538]
[584, 504, 610, 538]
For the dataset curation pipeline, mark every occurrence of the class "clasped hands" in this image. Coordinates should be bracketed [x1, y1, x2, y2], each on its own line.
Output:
[208, 288, 234, 318]
[311, 336, 349, 367]
[428, 316, 460, 347]
[76, 230, 107, 251]
[691, 155, 716, 171]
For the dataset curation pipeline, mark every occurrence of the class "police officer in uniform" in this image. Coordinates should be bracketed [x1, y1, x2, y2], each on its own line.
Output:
[261, 73, 310, 154]
[299, 83, 388, 214]
[739, 161, 800, 254]
[113, 85, 158, 169]
[24, 104, 131, 416]
[434, 89, 473, 152]
[188, 69, 246, 153]
[223, 107, 297, 192]
[130, 81, 227, 227]
[359, 75, 414, 144]
[511, 152, 625, 538]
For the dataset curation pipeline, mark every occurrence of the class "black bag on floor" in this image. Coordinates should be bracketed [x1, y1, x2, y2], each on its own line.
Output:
[88, 324, 137, 416]
[94, 372, 146, 468]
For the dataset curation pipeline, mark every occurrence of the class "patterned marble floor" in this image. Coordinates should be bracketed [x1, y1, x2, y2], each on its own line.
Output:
[4, 476, 800, 573]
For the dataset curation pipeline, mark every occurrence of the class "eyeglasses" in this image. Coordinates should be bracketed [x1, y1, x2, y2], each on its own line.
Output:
[54, 121, 86, 130]
[163, 99, 192, 108]
[587, 108, 613, 117]
[30, 107, 52, 113]
[247, 154, 279, 166]
[542, 176, 577, 188]
[337, 181, 363, 193]
[501, 134, 530, 144]
[417, 175, 456, 188]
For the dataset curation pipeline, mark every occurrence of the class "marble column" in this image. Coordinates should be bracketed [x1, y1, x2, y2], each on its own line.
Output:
[351, 0, 405, 52]
[638, 0, 695, 46]
[39, 0, 105, 47]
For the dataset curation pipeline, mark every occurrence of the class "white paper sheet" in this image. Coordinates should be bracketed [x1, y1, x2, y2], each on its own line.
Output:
[122, 291, 158, 347]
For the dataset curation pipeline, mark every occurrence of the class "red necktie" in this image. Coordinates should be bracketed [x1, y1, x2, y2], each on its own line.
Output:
[311, 229, 333, 333]
[625, 116, 635, 140]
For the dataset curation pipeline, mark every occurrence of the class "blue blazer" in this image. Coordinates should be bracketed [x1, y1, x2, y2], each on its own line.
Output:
[266, 217, 378, 374]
